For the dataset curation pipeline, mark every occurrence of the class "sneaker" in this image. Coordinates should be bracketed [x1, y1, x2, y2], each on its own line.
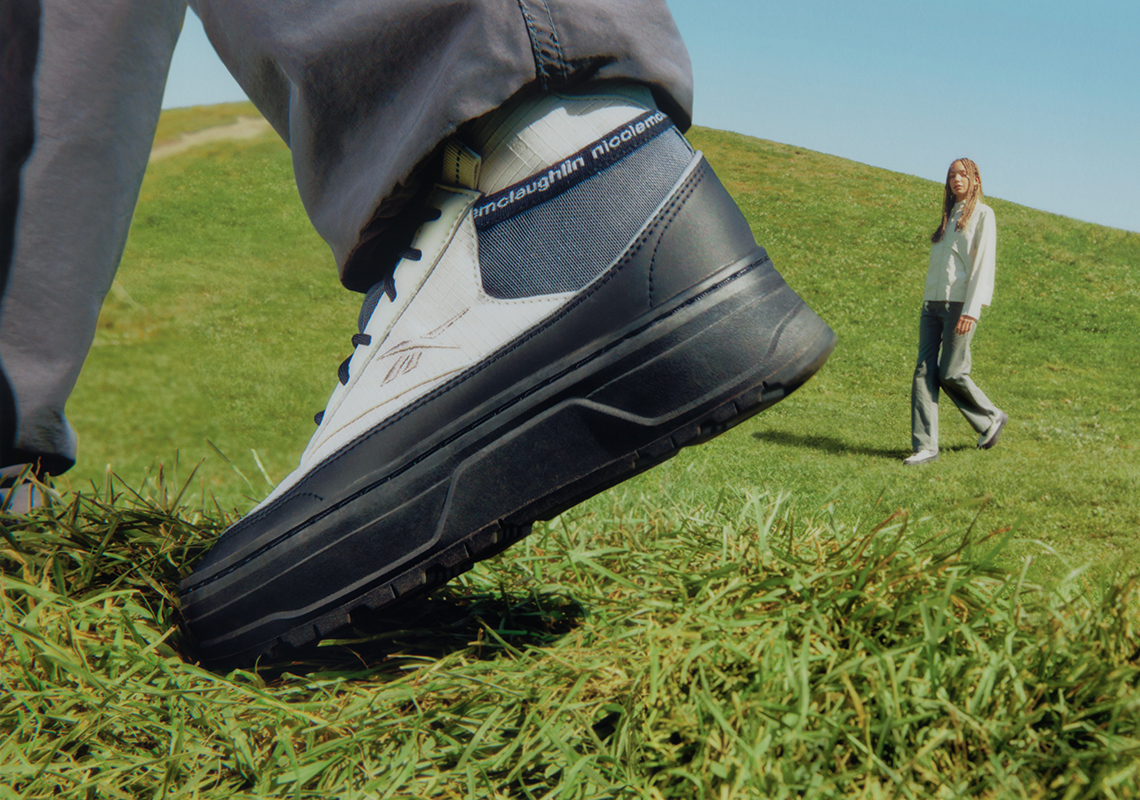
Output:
[179, 88, 836, 669]
[1, 464, 47, 514]
[978, 410, 1008, 450]
[903, 450, 939, 465]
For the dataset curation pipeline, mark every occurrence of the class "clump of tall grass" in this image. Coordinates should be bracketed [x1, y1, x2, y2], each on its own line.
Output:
[1, 475, 1138, 798]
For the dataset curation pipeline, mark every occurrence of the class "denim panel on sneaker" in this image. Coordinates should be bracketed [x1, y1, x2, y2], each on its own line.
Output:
[478, 123, 694, 298]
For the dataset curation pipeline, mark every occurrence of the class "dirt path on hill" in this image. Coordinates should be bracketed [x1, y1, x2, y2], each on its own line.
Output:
[149, 115, 274, 162]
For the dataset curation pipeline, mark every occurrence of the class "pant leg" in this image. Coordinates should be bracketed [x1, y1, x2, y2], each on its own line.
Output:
[0, 1, 42, 470]
[938, 302, 999, 434]
[911, 301, 942, 452]
[188, 0, 694, 289]
[1, 0, 693, 473]
[0, 0, 186, 473]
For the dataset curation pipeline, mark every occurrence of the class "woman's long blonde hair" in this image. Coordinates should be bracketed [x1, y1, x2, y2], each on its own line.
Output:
[932, 158, 983, 243]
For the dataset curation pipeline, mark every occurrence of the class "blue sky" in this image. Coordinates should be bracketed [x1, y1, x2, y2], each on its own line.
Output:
[163, 1, 1140, 233]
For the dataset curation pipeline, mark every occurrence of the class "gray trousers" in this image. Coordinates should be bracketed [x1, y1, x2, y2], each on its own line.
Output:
[911, 300, 1000, 452]
[0, 0, 693, 473]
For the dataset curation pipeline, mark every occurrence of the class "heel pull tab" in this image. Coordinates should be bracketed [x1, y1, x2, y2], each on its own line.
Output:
[442, 140, 482, 190]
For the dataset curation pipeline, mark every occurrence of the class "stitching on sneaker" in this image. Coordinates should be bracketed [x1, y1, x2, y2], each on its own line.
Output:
[647, 159, 710, 307]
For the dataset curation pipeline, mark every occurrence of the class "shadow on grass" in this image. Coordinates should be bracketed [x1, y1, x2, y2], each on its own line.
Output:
[752, 430, 980, 459]
[247, 588, 586, 681]
[752, 430, 901, 458]
[0, 480, 583, 684]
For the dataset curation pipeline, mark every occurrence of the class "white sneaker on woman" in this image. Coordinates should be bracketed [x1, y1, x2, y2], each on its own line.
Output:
[903, 450, 939, 465]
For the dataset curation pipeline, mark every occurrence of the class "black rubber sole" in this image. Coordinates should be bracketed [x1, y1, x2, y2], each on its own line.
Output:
[182, 255, 835, 670]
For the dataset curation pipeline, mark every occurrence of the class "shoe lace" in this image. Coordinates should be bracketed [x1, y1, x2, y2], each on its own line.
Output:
[313, 206, 443, 426]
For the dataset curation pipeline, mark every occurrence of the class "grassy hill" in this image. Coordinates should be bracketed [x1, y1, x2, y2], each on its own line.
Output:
[68, 102, 1140, 572]
[3, 103, 1139, 797]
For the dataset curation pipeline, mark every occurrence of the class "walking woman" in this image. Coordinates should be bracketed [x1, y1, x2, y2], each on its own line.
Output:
[905, 158, 1007, 465]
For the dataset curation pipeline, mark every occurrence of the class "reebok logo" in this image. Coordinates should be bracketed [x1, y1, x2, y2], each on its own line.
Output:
[377, 309, 469, 385]
[473, 110, 675, 232]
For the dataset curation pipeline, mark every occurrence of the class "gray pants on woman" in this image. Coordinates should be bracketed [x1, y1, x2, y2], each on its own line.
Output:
[0, 0, 692, 474]
[911, 300, 1000, 452]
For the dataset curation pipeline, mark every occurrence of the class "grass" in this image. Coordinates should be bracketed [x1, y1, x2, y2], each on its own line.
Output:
[681, 129, 1140, 577]
[3, 105, 1139, 796]
[71, 105, 357, 505]
[3, 477, 1139, 797]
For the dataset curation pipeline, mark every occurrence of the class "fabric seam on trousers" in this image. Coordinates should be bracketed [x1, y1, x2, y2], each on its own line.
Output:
[516, 0, 568, 89]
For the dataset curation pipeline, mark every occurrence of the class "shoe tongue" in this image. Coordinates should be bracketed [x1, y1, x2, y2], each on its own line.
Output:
[452, 87, 657, 195]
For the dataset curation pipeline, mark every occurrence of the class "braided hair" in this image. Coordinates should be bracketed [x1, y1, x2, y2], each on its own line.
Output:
[931, 158, 983, 243]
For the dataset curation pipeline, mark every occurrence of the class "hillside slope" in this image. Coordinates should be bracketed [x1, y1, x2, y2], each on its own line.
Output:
[68, 104, 1140, 570]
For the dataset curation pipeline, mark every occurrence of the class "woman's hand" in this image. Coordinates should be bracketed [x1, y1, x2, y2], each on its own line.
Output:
[956, 314, 977, 335]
